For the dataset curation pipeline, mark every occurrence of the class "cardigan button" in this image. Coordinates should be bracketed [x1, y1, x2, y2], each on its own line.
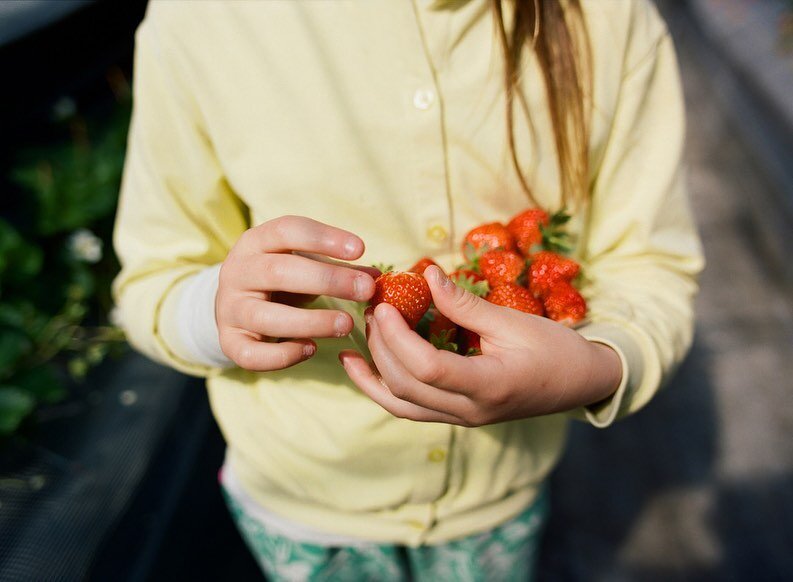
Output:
[427, 448, 447, 463]
[426, 224, 448, 244]
[413, 88, 435, 110]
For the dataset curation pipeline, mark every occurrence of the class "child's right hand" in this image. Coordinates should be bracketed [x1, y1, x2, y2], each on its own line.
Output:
[216, 216, 377, 371]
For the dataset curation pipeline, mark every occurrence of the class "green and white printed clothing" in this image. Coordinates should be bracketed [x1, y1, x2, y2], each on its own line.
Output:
[222, 482, 549, 582]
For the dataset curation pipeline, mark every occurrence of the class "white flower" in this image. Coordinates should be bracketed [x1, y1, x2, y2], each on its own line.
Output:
[69, 229, 103, 263]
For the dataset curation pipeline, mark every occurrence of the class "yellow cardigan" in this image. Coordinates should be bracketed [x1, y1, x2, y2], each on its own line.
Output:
[113, 0, 703, 546]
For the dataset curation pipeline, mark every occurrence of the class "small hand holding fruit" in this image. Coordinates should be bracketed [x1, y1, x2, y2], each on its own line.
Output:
[340, 266, 622, 426]
[216, 216, 378, 371]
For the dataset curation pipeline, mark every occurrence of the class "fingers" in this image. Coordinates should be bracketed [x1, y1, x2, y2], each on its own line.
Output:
[241, 216, 365, 260]
[424, 265, 507, 335]
[371, 302, 494, 393]
[237, 252, 375, 301]
[221, 332, 316, 372]
[365, 308, 474, 417]
[229, 298, 354, 339]
[339, 350, 466, 425]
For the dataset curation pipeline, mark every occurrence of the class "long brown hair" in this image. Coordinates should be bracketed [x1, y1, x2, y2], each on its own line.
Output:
[491, 0, 591, 210]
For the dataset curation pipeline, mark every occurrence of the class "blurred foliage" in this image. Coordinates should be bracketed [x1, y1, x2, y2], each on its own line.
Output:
[0, 71, 131, 437]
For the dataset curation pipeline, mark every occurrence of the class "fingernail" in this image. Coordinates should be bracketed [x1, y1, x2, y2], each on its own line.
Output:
[434, 267, 454, 290]
[354, 276, 369, 300]
[344, 238, 359, 258]
[334, 314, 349, 337]
[303, 343, 316, 358]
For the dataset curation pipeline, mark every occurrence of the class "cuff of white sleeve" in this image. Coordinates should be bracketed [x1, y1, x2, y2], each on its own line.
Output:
[160, 264, 234, 369]
[573, 322, 643, 428]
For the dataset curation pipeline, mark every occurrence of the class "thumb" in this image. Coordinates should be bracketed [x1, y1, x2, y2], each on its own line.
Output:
[425, 265, 502, 334]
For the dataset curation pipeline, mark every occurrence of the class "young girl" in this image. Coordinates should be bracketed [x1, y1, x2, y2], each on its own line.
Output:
[113, 0, 703, 579]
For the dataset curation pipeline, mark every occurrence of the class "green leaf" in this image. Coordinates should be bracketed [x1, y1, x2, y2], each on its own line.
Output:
[0, 386, 35, 435]
[429, 329, 458, 353]
[450, 273, 490, 297]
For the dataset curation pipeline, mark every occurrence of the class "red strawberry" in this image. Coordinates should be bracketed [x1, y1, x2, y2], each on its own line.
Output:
[371, 271, 431, 328]
[527, 251, 581, 299]
[543, 282, 587, 325]
[409, 257, 440, 274]
[428, 307, 457, 341]
[478, 250, 526, 287]
[486, 284, 545, 316]
[462, 222, 516, 256]
[507, 208, 549, 257]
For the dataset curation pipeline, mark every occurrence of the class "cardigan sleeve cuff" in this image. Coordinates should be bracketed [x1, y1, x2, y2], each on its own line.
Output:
[570, 321, 647, 428]
[159, 263, 234, 370]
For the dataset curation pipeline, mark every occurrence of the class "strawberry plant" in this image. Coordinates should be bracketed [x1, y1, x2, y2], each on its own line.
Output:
[0, 78, 130, 438]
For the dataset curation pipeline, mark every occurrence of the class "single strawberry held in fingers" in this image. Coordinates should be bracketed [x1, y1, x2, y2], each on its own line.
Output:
[478, 249, 526, 287]
[370, 271, 431, 329]
[543, 281, 587, 325]
[528, 251, 581, 299]
[507, 208, 549, 257]
[462, 222, 516, 256]
[486, 283, 545, 316]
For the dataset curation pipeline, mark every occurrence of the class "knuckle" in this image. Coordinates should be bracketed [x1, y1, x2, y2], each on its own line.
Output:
[237, 227, 256, 246]
[461, 408, 488, 428]
[234, 344, 257, 369]
[414, 358, 443, 385]
[482, 386, 509, 409]
[391, 409, 409, 420]
[259, 256, 284, 286]
[455, 288, 482, 315]
[248, 304, 272, 333]
[270, 219, 290, 243]
[388, 378, 410, 400]
[320, 265, 346, 293]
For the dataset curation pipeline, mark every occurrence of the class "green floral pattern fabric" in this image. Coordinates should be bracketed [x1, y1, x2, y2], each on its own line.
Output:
[223, 488, 549, 582]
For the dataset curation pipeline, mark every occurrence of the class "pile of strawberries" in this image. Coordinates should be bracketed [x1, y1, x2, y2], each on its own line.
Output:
[370, 208, 586, 355]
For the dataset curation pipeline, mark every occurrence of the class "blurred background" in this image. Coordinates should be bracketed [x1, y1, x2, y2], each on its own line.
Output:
[0, 0, 791, 580]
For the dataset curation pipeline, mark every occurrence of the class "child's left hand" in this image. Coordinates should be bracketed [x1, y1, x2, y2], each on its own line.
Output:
[340, 266, 623, 426]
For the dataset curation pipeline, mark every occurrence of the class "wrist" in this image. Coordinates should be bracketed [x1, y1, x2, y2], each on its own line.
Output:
[581, 340, 623, 407]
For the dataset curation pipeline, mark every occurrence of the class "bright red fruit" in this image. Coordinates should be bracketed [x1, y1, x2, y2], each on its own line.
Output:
[543, 282, 587, 325]
[462, 222, 516, 256]
[478, 250, 526, 287]
[527, 251, 581, 299]
[507, 208, 550, 257]
[486, 284, 545, 316]
[409, 257, 440, 274]
[371, 271, 431, 329]
[427, 308, 456, 340]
